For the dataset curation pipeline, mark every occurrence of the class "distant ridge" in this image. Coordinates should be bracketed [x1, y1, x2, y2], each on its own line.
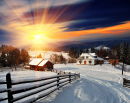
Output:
[54, 37, 130, 51]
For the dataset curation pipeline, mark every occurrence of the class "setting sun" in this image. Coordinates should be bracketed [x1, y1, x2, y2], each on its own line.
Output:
[35, 35, 40, 40]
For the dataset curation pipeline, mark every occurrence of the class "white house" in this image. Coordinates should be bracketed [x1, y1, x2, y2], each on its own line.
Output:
[77, 53, 104, 65]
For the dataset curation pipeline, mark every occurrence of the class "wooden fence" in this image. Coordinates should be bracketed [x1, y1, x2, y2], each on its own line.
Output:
[0, 71, 80, 103]
[0, 80, 8, 102]
[123, 78, 130, 88]
[51, 69, 76, 75]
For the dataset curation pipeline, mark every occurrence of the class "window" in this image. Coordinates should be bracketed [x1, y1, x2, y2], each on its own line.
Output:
[82, 56, 84, 59]
[94, 56, 97, 58]
[79, 60, 82, 64]
[89, 61, 92, 64]
[86, 56, 88, 58]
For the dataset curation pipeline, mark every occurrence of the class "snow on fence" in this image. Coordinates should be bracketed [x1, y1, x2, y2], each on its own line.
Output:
[0, 80, 8, 102]
[51, 69, 74, 75]
[0, 72, 80, 103]
[123, 78, 130, 88]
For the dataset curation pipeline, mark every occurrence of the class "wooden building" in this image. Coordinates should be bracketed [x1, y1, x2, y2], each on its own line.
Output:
[38, 60, 53, 71]
[109, 59, 119, 65]
[29, 59, 54, 71]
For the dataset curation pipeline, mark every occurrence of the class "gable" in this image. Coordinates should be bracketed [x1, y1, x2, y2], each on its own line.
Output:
[29, 58, 43, 66]
[38, 60, 53, 66]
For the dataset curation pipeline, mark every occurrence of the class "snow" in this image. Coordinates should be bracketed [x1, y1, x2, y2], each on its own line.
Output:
[94, 45, 110, 50]
[37, 63, 130, 103]
[0, 69, 57, 103]
[0, 63, 130, 103]
[80, 53, 95, 59]
[29, 58, 43, 65]
[28, 51, 70, 60]
[38, 60, 52, 66]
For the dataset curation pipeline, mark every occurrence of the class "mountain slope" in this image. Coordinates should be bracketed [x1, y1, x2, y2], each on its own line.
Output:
[54, 37, 130, 51]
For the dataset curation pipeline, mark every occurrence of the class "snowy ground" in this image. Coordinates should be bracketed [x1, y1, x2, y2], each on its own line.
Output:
[28, 50, 70, 60]
[37, 63, 130, 103]
[0, 63, 130, 103]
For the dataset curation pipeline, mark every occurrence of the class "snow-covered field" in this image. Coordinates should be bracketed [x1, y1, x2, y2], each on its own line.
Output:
[0, 63, 130, 103]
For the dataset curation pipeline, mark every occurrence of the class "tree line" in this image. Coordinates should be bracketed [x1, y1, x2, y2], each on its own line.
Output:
[0, 45, 30, 67]
[50, 54, 67, 64]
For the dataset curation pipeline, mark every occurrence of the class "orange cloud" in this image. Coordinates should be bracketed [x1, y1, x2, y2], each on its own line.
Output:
[52, 21, 130, 39]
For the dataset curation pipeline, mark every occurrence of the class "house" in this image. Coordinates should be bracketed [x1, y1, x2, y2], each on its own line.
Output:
[77, 53, 104, 65]
[109, 59, 118, 65]
[38, 60, 54, 71]
[29, 58, 54, 71]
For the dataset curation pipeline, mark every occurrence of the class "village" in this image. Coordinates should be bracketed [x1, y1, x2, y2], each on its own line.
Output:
[0, 44, 130, 103]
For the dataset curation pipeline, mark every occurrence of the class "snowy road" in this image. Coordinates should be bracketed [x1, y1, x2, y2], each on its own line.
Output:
[37, 63, 130, 103]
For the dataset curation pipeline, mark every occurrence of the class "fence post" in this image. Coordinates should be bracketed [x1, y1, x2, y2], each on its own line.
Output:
[78, 73, 80, 78]
[6, 73, 13, 103]
[123, 78, 124, 87]
[57, 73, 60, 90]
[69, 72, 71, 83]
[75, 73, 76, 80]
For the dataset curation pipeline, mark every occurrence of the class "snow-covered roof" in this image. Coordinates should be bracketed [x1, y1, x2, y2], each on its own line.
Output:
[106, 56, 109, 58]
[38, 60, 53, 66]
[79, 53, 104, 60]
[29, 58, 43, 66]
[97, 57, 104, 61]
[89, 53, 97, 56]
[80, 53, 97, 59]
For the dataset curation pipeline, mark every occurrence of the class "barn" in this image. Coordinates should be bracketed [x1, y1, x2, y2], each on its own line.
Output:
[29, 59, 54, 71]
[38, 60, 54, 71]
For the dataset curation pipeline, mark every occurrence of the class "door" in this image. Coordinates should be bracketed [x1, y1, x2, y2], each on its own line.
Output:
[84, 61, 86, 64]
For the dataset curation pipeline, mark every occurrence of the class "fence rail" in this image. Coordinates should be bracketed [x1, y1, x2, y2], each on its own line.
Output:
[123, 78, 130, 88]
[51, 69, 75, 75]
[0, 80, 8, 102]
[0, 70, 80, 103]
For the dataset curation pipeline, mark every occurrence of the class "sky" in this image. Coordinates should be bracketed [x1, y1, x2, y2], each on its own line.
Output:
[0, 0, 130, 48]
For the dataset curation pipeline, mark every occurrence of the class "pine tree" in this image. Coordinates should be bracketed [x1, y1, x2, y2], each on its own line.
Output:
[0, 52, 6, 67]
[120, 42, 129, 75]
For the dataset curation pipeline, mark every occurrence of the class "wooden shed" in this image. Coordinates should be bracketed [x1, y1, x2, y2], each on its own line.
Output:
[29, 59, 54, 71]
[109, 59, 119, 65]
[38, 60, 54, 71]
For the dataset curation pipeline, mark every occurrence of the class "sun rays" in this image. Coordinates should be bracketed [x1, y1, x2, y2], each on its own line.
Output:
[0, 0, 130, 49]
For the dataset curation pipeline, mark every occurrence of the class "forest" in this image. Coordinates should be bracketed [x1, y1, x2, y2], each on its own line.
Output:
[0, 45, 30, 67]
